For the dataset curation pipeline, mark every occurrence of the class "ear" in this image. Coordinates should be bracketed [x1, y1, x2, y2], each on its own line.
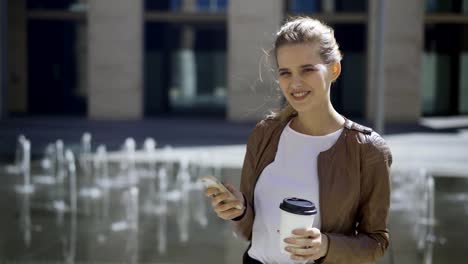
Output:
[329, 62, 341, 82]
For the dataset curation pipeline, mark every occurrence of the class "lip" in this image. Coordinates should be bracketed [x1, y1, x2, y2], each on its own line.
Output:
[290, 91, 311, 101]
[290, 90, 310, 95]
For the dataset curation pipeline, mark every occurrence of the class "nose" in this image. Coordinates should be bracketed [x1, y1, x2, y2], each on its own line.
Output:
[289, 76, 303, 90]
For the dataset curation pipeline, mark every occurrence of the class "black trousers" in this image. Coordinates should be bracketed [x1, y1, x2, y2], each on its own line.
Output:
[243, 250, 263, 264]
[243, 250, 316, 264]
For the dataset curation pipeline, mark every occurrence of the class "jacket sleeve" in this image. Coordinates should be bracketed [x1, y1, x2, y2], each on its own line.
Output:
[230, 127, 260, 241]
[320, 133, 392, 264]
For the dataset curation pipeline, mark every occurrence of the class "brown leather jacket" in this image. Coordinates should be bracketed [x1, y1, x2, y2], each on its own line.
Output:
[232, 114, 392, 264]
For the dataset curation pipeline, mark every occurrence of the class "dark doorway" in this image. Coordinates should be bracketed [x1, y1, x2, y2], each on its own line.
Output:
[27, 19, 86, 116]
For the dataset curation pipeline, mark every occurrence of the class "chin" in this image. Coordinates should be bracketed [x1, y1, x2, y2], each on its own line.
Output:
[290, 102, 320, 114]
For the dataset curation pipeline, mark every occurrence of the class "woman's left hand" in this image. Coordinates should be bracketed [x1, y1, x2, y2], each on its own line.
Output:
[283, 228, 329, 261]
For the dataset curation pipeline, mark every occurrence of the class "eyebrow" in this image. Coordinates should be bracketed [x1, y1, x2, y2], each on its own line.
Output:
[278, 64, 318, 72]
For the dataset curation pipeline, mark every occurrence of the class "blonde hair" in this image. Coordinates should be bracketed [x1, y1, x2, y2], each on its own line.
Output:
[268, 16, 343, 122]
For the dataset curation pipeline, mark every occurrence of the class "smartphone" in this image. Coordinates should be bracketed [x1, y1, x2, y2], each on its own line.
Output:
[199, 175, 244, 210]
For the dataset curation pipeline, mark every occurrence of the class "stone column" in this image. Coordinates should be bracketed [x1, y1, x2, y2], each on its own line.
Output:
[88, 0, 143, 119]
[227, 0, 283, 122]
[460, 22, 468, 114]
[367, 0, 425, 122]
[75, 0, 88, 100]
[6, 0, 28, 115]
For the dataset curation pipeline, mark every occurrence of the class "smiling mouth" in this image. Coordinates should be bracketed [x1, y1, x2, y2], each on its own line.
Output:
[291, 91, 311, 100]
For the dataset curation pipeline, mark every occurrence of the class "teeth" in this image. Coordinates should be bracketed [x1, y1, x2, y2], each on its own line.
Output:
[292, 92, 308, 97]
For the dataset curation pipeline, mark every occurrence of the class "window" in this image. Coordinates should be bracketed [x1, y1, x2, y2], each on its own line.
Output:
[422, 24, 468, 115]
[426, 0, 468, 13]
[25, 0, 87, 115]
[331, 24, 367, 118]
[27, 0, 87, 11]
[145, 0, 227, 12]
[286, 0, 367, 14]
[422, 1, 468, 115]
[144, 0, 228, 116]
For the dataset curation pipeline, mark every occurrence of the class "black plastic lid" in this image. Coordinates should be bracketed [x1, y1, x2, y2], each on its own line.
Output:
[279, 197, 317, 216]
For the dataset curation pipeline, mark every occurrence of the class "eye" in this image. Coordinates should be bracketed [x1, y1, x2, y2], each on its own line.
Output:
[303, 68, 316, 73]
[279, 71, 291, 76]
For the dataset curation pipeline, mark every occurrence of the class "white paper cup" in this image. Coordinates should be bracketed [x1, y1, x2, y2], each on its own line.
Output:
[279, 197, 317, 254]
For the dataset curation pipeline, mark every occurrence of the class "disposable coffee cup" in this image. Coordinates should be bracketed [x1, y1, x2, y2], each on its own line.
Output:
[279, 197, 317, 254]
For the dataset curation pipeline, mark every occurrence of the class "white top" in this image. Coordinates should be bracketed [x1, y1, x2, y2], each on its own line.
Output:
[248, 120, 343, 263]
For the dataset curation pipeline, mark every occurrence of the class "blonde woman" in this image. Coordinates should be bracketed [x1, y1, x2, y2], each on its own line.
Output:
[205, 16, 392, 264]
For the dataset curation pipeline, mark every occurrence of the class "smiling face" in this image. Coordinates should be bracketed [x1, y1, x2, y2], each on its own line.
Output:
[276, 43, 340, 115]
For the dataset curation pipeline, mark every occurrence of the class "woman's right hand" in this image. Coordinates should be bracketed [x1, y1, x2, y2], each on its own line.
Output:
[204, 182, 245, 220]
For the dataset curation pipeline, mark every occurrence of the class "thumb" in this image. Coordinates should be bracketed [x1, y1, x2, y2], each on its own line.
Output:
[223, 182, 237, 193]
[223, 182, 243, 200]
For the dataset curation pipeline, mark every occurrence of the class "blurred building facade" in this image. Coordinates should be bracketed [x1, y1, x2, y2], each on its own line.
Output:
[2, 0, 468, 122]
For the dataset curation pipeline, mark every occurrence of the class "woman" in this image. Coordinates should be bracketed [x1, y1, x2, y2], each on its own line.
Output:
[205, 16, 392, 264]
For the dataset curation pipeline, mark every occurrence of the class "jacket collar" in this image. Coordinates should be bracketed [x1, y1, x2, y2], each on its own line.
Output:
[274, 113, 354, 131]
[265, 114, 357, 161]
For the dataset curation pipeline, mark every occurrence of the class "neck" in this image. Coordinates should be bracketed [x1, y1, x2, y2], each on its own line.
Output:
[292, 102, 345, 136]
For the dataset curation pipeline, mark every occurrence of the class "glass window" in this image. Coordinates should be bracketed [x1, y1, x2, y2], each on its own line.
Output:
[146, 0, 227, 12]
[334, 0, 367, 12]
[24, 1, 88, 116]
[422, 24, 468, 115]
[331, 24, 367, 118]
[27, 20, 87, 115]
[287, 0, 321, 14]
[145, 0, 175, 11]
[27, 0, 87, 11]
[426, 0, 468, 13]
[196, 0, 227, 12]
[145, 22, 227, 116]
[286, 0, 367, 14]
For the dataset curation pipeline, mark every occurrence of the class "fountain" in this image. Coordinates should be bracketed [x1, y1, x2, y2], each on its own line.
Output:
[79, 133, 102, 216]
[80, 132, 92, 173]
[3, 131, 456, 264]
[62, 150, 77, 264]
[14, 138, 35, 194]
[5, 135, 27, 174]
[53, 140, 68, 224]
[55, 140, 66, 182]
[94, 144, 110, 221]
[389, 168, 437, 264]
[124, 138, 138, 186]
[125, 187, 139, 264]
[176, 159, 192, 242]
[19, 186, 32, 248]
[35, 143, 58, 185]
[80, 132, 94, 189]
[110, 187, 140, 263]
[141, 137, 157, 179]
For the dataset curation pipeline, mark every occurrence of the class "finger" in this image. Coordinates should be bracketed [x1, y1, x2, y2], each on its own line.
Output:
[290, 253, 317, 261]
[225, 208, 243, 219]
[211, 192, 230, 207]
[285, 246, 317, 257]
[283, 237, 320, 248]
[215, 200, 243, 213]
[292, 228, 321, 238]
[223, 182, 237, 193]
[217, 208, 243, 220]
[204, 187, 219, 197]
